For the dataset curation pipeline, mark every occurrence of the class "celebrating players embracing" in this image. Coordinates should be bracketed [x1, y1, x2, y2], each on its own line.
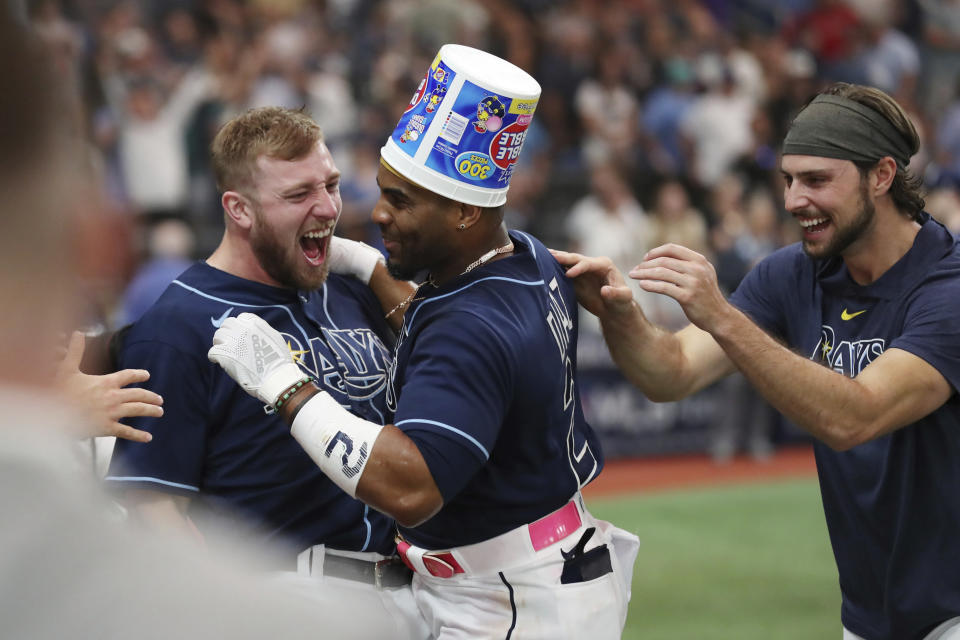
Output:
[209, 45, 638, 639]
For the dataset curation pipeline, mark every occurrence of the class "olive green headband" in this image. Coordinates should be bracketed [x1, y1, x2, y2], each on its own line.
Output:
[782, 94, 912, 170]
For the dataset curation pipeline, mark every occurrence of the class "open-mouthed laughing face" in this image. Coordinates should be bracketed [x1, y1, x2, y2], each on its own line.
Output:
[247, 142, 342, 290]
[781, 155, 876, 261]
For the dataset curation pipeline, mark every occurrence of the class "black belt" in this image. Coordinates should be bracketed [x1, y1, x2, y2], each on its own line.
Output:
[304, 549, 412, 588]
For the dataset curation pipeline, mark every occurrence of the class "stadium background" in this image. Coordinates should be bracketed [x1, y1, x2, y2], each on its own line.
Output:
[27, 0, 958, 635]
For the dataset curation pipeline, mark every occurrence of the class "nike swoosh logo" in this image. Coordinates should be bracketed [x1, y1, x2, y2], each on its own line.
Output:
[211, 307, 234, 328]
[841, 308, 867, 321]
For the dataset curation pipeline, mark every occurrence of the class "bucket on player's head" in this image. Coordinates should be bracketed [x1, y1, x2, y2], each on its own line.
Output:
[380, 44, 541, 207]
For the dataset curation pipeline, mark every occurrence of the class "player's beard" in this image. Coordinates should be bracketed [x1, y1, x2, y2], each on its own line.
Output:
[386, 258, 420, 282]
[802, 177, 875, 261]
[250, 213, 329, 291]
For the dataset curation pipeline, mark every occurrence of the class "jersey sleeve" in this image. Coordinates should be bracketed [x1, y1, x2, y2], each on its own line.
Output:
[393, 310, 514, 502]
[105, 338, 212, 496]
[890, 276, 960, 393]
[728, 247, 800, 338]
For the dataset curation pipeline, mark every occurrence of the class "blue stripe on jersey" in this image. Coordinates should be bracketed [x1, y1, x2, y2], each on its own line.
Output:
[171, 279, 313, 345]
[361, 504, 372, 550]
[395, 418, 490, 459]
[513, 230, 537, 260]
[103, 476, 200, 492]
[406, 276, 545, 327]
[320, 281, 338, 329]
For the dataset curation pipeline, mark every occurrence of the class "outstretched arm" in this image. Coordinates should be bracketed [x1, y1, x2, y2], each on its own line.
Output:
[208, 313, 441, 527]
[630, 243, 953, 449]
[56, 331, 164, 443]
[550, 249, 734, 401]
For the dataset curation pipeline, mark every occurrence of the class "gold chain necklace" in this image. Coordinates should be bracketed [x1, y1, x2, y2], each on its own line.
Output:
[461, 241, 514, 275]
[384, 241, 514, 320]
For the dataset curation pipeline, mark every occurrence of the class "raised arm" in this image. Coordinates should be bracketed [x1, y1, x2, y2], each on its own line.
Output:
[629, 243, 953, 450]
[550, 249, 734, 401]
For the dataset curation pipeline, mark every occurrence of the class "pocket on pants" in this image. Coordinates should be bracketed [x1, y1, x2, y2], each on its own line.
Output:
[554, 570, 624, 639]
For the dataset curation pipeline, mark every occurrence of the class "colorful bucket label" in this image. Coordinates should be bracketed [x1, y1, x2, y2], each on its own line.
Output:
[425, 78, 537, 188]
[389, 53, 538, 190]
[454, 151, 495, 182]
[392, 57, 455, 156]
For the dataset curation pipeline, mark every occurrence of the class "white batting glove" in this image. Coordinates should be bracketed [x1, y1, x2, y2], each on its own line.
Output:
[208, 312, 307, 407]
[328, 236, 385, 285]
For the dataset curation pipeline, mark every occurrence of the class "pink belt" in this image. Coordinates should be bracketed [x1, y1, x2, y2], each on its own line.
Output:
[396, 498, 585, 578]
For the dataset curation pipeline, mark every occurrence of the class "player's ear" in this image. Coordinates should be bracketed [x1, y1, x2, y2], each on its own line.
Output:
[455, 202, 484, 231]
[222, 191, 255, 230]
[871, 156, 897, 197]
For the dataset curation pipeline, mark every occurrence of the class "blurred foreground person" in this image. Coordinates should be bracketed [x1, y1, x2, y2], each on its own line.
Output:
[0, 10, 365, 639]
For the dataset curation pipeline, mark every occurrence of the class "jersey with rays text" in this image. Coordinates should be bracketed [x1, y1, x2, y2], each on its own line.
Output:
[388, 231, 603, 549]
[730, 213, 960, 640]
[106, 262, 396, 556]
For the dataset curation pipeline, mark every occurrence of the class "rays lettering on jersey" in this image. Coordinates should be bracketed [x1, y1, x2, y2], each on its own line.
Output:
[546, 277, 598, 485]
[279, 329, 391, 401]
[811, 324, 886, 377]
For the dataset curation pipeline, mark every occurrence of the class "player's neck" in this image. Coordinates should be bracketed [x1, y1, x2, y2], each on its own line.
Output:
[207, 234, 285, 289]
[430, 228, 513, 286]
[843, 205, 922, 285]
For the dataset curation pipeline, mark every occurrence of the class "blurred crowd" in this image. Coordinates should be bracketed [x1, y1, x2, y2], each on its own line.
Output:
[25, 0, 960, 329]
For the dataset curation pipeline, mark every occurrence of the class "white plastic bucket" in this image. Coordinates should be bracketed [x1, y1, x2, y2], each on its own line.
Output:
[380, 44, 541, 207]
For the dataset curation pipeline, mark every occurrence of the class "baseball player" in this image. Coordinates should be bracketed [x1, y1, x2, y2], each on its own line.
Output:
[555, 83, 960, 640]
[105, 106, 428, 639]
[0, 14, 403, 639]
[208, 45, 638, 639]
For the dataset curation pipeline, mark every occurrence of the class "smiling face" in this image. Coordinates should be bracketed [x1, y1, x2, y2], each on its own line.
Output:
[372, 163, 460, 281]
[245, 142, 342, 290]
[781, 155, 876, 260]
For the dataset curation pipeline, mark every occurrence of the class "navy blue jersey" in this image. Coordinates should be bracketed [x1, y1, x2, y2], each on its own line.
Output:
[730, 213, 960, 640]
[105, 262, 397, 555]
[388, 231, 603, 549]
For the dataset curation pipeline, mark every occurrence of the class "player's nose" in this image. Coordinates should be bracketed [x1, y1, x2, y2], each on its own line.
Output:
[310, 190, 340, 220]
[371, 197, 392, 226]
[783, 182, 808, 213]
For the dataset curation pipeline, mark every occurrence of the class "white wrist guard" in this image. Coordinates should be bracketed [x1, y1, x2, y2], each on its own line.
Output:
[290, 391, 382, 498]
[328, 236, 385, 285]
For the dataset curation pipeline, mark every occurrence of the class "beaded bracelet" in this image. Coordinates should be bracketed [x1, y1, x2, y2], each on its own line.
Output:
[273, 376, 314, 411]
